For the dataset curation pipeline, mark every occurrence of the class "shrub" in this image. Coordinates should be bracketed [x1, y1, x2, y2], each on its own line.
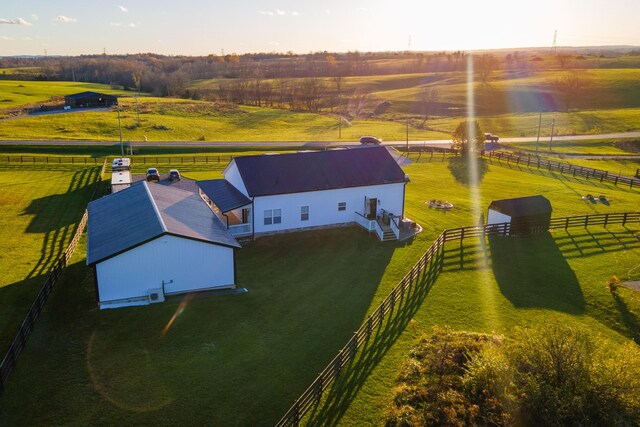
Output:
[387, 324, 640, 426]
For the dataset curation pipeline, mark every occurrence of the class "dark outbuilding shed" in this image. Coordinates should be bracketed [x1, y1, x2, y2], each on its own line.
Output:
[64, 91, 118, 108]
[487, 195, 552, 235]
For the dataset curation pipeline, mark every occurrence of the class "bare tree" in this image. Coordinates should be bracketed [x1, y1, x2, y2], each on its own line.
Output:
[417, 87, 439, 128]
[549, 71, 594, 111]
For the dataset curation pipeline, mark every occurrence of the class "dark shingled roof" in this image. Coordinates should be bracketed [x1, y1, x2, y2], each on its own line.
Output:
[488, 195, 552, 217]
[87, 181, 239, 265]
[197, 179, 252, 212]
[232, 146, 406, 197]
[65, 91, 118, 100]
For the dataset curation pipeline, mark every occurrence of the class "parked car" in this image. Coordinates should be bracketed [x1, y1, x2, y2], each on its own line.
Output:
[168, 169, 181, 181]
[360, 136, 382, 145]
[484, 133, 500, 142]
[146, 167, 160, 182]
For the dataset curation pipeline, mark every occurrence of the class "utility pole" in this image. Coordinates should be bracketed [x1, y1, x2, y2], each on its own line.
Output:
[536, 111, 542, 152]
[117, 106, 124, 156]
[406, 119, 409, 153]
[549, 117, 555, 151]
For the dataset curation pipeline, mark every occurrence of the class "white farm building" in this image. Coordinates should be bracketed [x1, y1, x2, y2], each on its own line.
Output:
[197, 146, 409, 241]
[87, 181, 240, 309]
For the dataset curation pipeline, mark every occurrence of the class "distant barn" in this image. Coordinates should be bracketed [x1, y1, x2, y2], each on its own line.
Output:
[64, 91, 118, 108]
[487, 195, 552, 235]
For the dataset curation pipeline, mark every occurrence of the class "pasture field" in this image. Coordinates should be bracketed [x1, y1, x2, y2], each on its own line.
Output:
[0, 163, 102, 355]
[0, 80, 131, 110]
[2, 71, 640, 142]
[193, 68, 640, 116]
[2, 95, 640, 142]
[0, 154, 639, 425]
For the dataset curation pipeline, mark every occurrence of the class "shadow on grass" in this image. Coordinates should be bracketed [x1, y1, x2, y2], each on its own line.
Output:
[0, 274, 49, 356]
[488, 157, 640, 194]
[448, 156, 489, 185]
[489, 233, 585, 314]
[304, 248, 443, 426]
[22, 167, 100, 279]
[611, 291, 640, 344]
[0, 227, 405, 426]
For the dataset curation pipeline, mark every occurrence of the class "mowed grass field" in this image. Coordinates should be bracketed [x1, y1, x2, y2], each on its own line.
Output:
[0, 163, 102, 354]
[0, 154, 639, 425]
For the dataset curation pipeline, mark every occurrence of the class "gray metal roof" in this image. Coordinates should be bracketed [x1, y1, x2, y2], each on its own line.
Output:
[87, 181, 239, 265]
[232, 146, 407, 197]
[197, 179, 252, 212]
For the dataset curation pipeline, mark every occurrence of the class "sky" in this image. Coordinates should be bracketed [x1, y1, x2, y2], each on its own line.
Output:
[1, 0, 639, 56]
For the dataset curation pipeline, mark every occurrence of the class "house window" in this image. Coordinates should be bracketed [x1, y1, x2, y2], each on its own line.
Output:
[301, 206, 309, 221]
[338, 202, 346, 211]
[264, 209, 282, 225]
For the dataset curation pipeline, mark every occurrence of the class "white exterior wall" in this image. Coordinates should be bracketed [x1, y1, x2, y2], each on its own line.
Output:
[96, 235, 235, 304]
[253, 183, 405, 234]
[487, 210, 512, 225]
[223, 160, 249, 197]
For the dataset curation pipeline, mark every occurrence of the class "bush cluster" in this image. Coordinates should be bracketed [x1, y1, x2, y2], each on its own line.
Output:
[386, 324, 640, 426]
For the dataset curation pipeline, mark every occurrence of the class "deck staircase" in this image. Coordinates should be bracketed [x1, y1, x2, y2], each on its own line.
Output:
[378, 221, 398, 241]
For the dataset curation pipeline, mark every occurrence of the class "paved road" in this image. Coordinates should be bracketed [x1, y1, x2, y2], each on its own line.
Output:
[0, 132, 639, 148]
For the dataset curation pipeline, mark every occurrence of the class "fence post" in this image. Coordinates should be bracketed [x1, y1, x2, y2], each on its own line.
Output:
[615, 176, 619, 185]
[623, 212, 628, 226]
[604, 213, 609, 227]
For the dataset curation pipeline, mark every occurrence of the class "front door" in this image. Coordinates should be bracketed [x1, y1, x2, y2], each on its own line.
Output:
[368, 198, 378, 219]
[241, 208, 249, 223]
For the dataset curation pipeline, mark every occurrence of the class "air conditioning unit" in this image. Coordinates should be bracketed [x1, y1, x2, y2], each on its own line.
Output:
[147, 288, 165, 303]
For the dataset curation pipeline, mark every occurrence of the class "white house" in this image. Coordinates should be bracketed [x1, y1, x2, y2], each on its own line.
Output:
[87, 181, 241, 309]
[197, 146, 409, 241]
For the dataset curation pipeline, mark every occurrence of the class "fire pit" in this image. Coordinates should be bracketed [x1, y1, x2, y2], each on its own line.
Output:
[427, 199, 453, 210]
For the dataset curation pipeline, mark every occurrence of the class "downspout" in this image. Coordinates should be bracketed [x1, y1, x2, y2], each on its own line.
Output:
[251, 197, 255, 241]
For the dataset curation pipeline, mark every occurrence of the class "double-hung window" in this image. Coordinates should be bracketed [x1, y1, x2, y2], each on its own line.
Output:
[264, 209, 282, 225]
[301, 206, 309, 221]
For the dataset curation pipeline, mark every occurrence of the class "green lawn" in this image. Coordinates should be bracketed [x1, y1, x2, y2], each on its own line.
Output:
[0, 163, 102, 355]
[0, 154, 638, 424]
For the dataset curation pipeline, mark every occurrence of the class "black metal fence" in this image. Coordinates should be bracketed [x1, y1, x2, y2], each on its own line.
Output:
[0, 159, 107, 395]
[276, 211, 640, 426]
[484, 151, 640, 189]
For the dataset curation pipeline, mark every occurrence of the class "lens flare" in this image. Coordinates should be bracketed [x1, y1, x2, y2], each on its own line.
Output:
[162, 292, 195, 336]
[467, 54, 500, 331]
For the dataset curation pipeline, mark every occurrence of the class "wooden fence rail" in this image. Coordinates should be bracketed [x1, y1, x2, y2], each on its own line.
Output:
[0, 159, 106, 395]
[484, 150, 640, 189]
[276, 211, 640, 426]
[0, 155, 235, 166]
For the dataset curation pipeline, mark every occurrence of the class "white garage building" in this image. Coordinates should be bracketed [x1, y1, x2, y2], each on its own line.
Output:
[197, 146, 408, 241]
[87, 181, 240, 309]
